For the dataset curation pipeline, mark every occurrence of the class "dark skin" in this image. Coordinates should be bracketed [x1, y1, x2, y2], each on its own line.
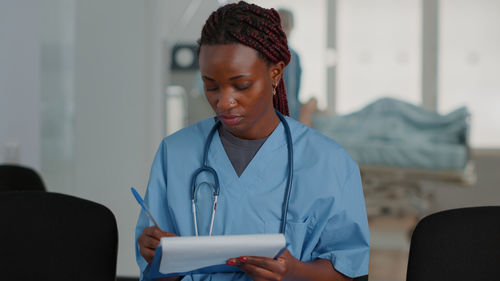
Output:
[137, 43, 352, 281]
[137, 226, 180, 281]
[201, 43, 281, 140]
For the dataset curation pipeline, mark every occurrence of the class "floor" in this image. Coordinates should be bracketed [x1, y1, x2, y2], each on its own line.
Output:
[368, 216, 417, 281]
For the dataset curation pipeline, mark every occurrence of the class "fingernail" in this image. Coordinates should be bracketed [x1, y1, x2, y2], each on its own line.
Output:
[239, 256, 247, 262]
[226, 260, 236, 266]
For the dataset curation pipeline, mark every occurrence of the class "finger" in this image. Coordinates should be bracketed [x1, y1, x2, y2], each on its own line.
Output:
[142, 226, 158, 237]
[239, 262, 282, 281]
[139, 247, 156, 264]
[140, 236, 161, 249]
[243, 256, 286, 273]
[138, 229, 160, 244]
[145, 226, 177, 239]
[226, 258, 242, 267]
[226, 256, 253, 267]
[151, 226, 166, 238]
[152, 226, 178, 238]
[161, 230, 177, 237]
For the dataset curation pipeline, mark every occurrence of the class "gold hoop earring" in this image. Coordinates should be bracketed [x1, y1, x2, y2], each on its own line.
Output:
[272, 85, 277, 96]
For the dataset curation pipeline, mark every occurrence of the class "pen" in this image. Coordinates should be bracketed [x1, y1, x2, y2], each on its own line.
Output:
[131, 187, 160, 228]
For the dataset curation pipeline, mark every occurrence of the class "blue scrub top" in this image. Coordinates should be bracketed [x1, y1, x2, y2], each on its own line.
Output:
[135, 117, 369, 280]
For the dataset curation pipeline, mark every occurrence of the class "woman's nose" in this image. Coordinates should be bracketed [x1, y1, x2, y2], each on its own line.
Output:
[217, 89, 237, 110]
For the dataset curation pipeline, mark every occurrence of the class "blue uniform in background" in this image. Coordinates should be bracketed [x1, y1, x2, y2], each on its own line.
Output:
[135, 116, 370, 280]
[283, 48, 302, 120]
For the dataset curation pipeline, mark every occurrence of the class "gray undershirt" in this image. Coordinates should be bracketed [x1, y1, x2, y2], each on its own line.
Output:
[218, 125, 268, 177]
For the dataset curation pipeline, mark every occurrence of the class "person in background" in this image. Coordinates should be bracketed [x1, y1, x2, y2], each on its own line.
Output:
[277, 8, 302, 121]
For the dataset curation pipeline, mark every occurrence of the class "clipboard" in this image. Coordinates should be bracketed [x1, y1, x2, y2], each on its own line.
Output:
[145, 234, 287, 279]
[146, 246, 242, 278]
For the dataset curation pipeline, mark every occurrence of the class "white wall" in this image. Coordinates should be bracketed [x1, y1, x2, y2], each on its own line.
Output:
[39, 0, 76, 195]
[72, 0, 151, 276]
[439, 0, 500, 147]
[71, 0, 217, 276]
[337, 0, 422, 114]
[0, 0, 40, 169]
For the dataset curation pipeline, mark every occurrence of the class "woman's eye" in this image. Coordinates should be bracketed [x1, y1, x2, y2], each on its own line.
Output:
[235, 83, 251, 90]
[204, 85, 218, 91]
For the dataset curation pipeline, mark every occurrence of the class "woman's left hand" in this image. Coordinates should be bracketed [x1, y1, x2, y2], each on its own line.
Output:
[226, 250, 299, 281]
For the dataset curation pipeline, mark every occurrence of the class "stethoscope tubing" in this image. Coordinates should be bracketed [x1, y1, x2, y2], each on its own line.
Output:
[191, 110, 293, 237]
[277, 111, 293, 234]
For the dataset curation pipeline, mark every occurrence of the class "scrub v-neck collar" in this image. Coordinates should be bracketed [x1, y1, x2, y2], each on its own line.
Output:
[207, 118, 287, 188]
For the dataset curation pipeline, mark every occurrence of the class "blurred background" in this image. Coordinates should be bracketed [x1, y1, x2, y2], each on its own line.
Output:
[1, 0, 499, 280]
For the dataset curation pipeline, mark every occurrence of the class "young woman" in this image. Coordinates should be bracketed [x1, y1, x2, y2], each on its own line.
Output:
[136, 2, 369, 280]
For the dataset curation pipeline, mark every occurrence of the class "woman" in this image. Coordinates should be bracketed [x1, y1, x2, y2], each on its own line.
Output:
[136, 2, 369, 280]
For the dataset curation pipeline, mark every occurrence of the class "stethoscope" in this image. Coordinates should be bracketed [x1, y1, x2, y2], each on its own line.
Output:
[190, 110, 294, 237]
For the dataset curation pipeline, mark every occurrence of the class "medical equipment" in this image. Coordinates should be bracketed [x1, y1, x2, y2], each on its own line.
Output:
[190, 110, 294, 236]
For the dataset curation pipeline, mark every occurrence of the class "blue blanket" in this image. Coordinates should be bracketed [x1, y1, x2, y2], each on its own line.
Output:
[313, 98, 470, 170]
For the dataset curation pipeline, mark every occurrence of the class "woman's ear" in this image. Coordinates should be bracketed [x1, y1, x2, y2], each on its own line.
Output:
[270, 61, 285, 85]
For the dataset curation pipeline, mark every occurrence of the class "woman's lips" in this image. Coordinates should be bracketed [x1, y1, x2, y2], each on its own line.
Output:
[219, 114, 243, 126]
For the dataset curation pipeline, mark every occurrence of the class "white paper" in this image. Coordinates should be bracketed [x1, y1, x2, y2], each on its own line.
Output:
[159, 234, 286, 274]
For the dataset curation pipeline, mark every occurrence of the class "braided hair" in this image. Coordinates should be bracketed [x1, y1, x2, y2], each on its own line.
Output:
[198, 1, 291, 116]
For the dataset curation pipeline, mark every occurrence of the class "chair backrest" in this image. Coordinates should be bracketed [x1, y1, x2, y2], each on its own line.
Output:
[406, 206, 500, 281]
[0, 164, 46, 191]
[353, 275, 368, 281]
[0, 191, 118, 281]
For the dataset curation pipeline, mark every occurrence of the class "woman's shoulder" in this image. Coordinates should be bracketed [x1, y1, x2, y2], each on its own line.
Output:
[161, 117, 215, 148]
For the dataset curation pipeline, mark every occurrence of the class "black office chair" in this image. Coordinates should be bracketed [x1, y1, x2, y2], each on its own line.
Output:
[406, 206, 500, 281]
[353, 275, 368, 281]
[0, 164, 46, 191]
[0, 191, 118, 281]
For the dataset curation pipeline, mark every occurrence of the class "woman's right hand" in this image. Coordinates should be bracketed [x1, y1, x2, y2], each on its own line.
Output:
[138, 226, 177, 264]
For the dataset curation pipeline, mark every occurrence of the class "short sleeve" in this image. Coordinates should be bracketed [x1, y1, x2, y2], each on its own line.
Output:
[135, 140, 176, 281]
[311, 165, 370, 278]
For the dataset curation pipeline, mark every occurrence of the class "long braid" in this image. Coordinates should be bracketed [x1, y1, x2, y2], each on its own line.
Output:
[198, 1, 291, 116]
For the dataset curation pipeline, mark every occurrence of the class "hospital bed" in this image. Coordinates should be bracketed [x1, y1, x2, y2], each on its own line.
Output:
[311, 98, 476, 218]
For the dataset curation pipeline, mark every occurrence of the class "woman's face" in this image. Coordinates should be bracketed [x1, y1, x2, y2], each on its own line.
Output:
[199, 43, 283, 139]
